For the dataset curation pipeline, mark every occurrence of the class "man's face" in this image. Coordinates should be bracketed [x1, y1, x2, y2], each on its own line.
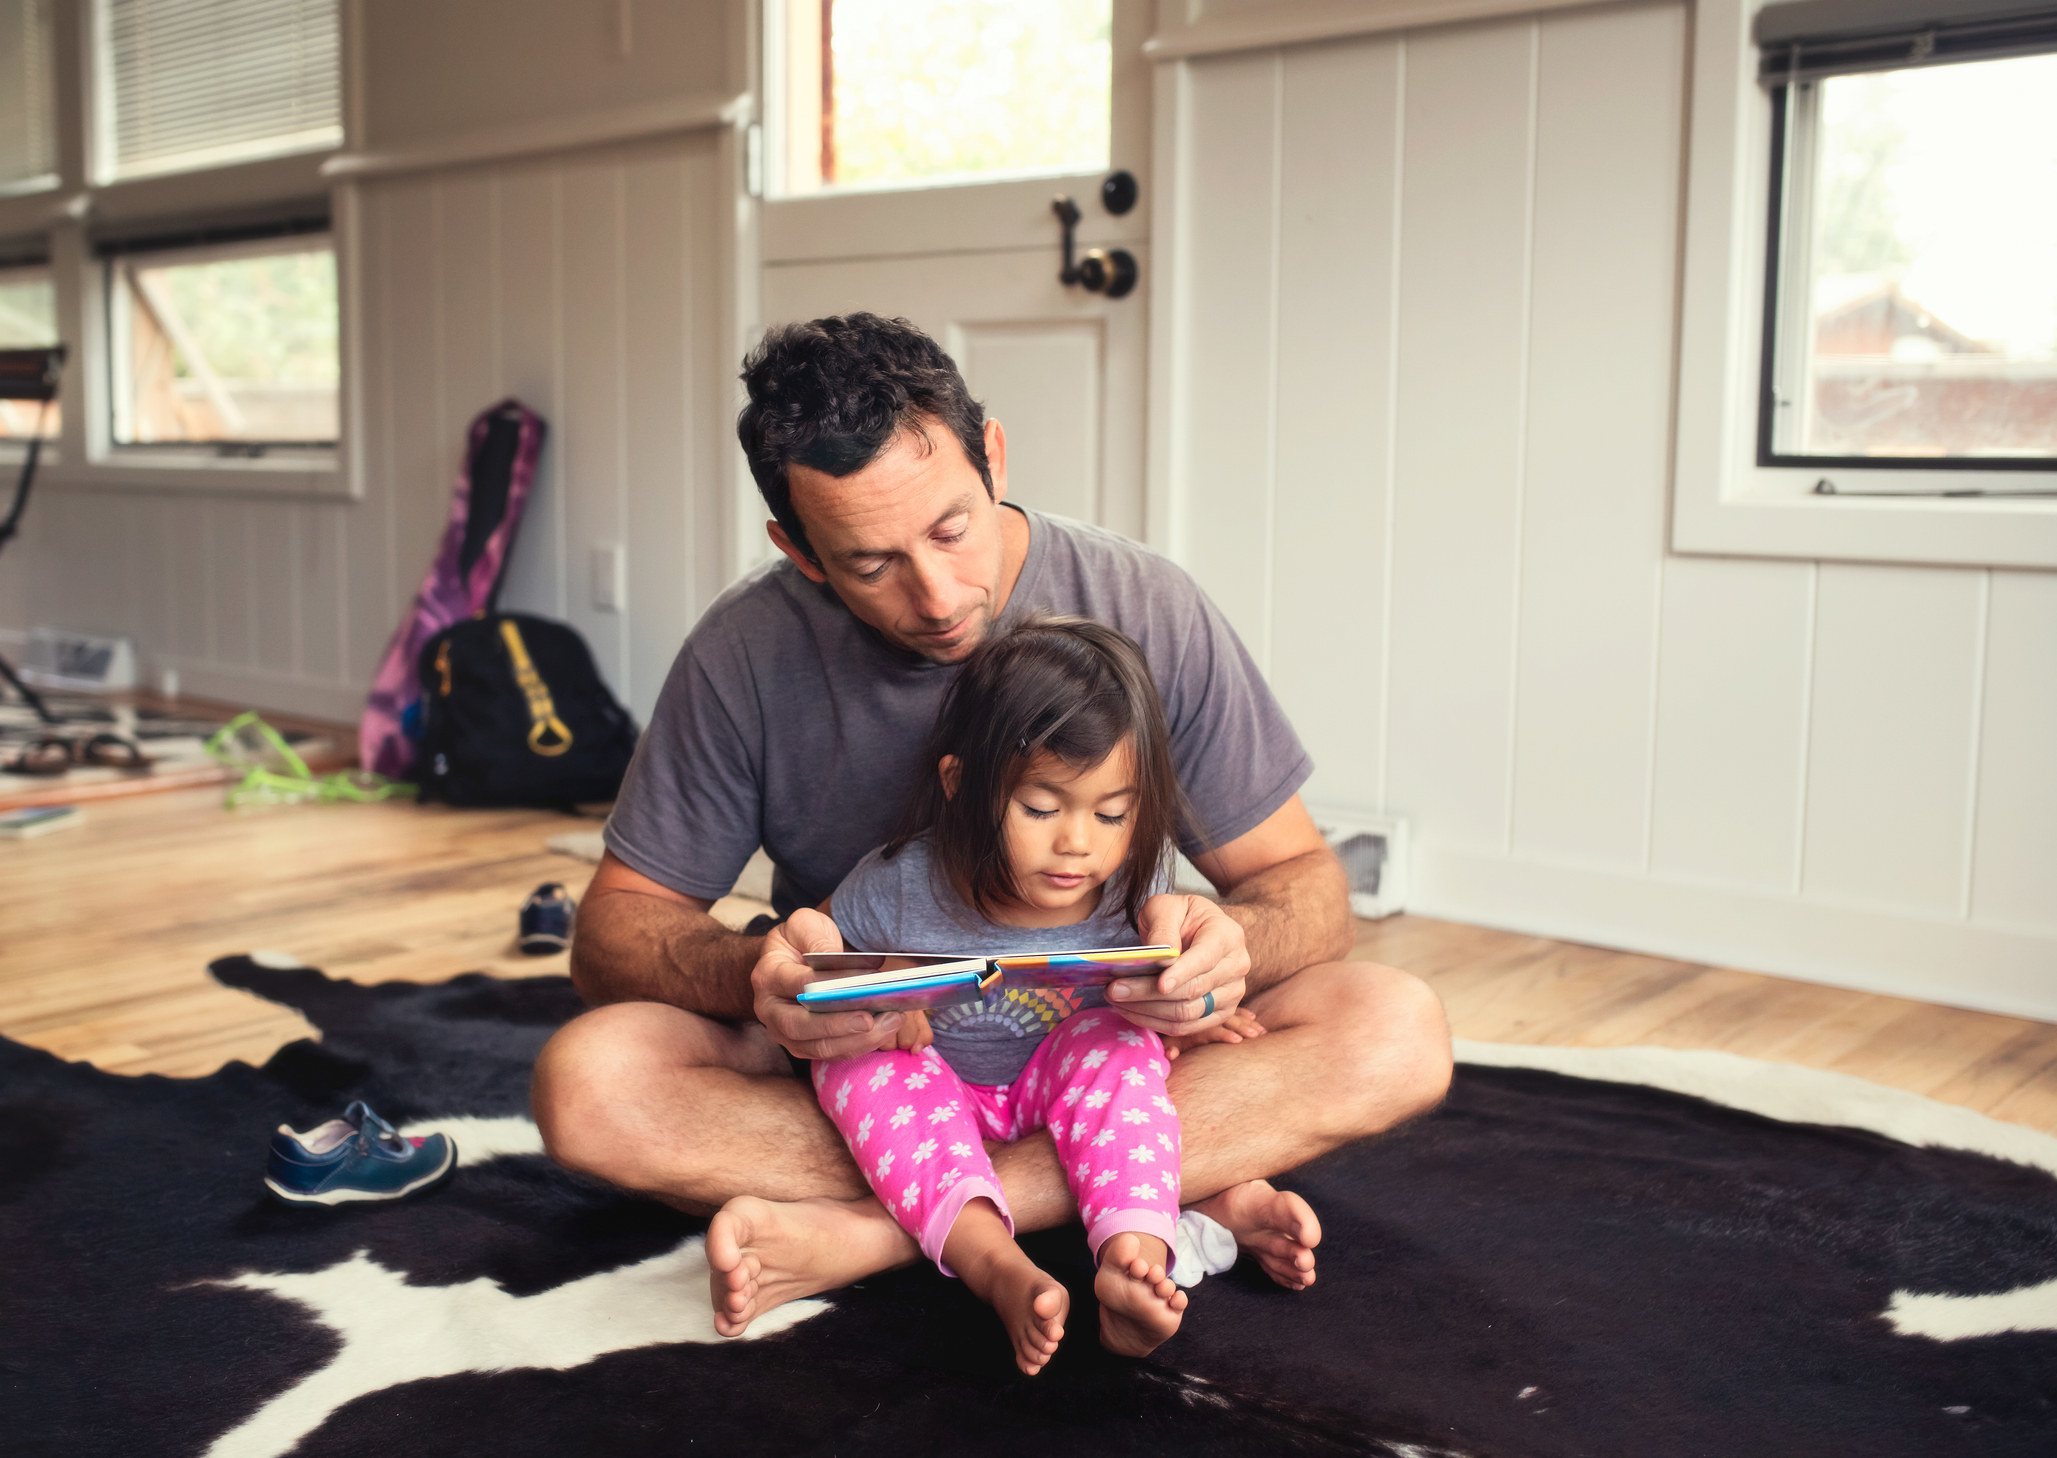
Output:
[773, 417, 1011, 665]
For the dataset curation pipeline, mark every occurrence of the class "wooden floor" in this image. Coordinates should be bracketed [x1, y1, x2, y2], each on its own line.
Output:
[4, 782, 2055, 1135]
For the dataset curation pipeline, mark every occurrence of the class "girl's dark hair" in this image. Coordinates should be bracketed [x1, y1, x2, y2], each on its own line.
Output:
[886, 615, 1191, 931]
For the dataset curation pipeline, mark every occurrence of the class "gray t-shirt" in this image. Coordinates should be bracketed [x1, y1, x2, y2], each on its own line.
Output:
[603, 506, 1312, 917]
[830, 837, 1171, 1086]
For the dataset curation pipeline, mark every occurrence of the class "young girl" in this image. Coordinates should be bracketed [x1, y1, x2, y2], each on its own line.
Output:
[812, 615, 1261, 1375]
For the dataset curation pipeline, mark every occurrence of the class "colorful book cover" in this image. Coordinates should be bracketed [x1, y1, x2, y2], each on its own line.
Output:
[796, 946, 1176, 1011]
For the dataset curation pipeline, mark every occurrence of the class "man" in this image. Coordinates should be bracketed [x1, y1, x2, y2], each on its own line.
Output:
[532, 314, 1451, 1337]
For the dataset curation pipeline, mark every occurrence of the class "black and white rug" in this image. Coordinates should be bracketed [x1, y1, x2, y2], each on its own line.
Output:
[4, 957, 2054, 1458]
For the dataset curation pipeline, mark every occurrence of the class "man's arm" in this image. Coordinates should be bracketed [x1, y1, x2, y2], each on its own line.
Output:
[1113, 795, 1354, 1035]
[1195, 794, 1355, 993]
[568, 851, 763, 1015]
[570, 855, 916, 1064]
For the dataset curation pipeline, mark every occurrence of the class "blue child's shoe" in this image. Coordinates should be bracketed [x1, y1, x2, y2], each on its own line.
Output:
[264, 1101, 456, 1206]
[518, 881, 576, 955]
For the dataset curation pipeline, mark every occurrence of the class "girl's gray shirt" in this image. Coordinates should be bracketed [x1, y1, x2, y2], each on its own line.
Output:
[830, 836, 1173, 1086]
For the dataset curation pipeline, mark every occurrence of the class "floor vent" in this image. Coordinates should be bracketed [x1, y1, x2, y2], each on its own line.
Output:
[1317, 814, 1409, 920]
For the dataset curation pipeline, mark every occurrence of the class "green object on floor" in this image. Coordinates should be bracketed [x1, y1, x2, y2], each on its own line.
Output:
[203, 711, 417, 808]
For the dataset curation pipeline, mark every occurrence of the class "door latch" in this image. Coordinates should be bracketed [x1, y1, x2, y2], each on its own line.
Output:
[1052, 192, 1138, 300]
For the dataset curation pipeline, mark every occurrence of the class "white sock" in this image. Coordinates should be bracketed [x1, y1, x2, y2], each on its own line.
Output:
[1170, 1208, 1237, 1289]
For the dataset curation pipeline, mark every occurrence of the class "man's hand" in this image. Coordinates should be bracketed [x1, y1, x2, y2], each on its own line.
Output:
[751, 908, 912, 1061]
[1105, 893, 1251, 1038]
[1165, 1005, 1265, 1059]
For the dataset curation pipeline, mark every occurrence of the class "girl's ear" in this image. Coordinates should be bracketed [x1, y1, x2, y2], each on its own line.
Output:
[938, 755, 961, 800]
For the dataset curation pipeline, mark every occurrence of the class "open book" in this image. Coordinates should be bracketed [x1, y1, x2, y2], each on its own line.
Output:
[796, 946, 1178, 1013]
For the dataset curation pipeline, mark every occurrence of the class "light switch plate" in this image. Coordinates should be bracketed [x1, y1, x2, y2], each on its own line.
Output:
[591, 545, 625, 612]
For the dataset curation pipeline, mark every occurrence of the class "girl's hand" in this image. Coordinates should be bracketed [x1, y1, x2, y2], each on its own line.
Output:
[892, 1009, 934, 1052]
[1165, 1006, 1265, 1059]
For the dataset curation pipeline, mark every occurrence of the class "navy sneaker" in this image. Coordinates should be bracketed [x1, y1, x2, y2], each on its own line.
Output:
[265, 1101, 456, 1206]
[518, 881, 575, 955]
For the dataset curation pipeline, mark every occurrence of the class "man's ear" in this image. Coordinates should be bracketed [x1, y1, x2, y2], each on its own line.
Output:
[984, 417, 1008, 505]
[767, 521, 829, 584]
[938, 755, 961, 800]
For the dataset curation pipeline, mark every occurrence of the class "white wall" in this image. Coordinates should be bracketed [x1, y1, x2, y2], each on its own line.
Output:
[6, 0, 2047, 1014]
[1154, 0, 2057, 1017]
[2, 0, 745, 726]
[343, 135, 736, 723]
[356, 0, 741, 149]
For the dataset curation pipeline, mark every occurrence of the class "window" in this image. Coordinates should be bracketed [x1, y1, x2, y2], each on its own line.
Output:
[1762, 53, 2057, 469]
[0, 0, 56, 194]
[97, 0, 341, 181]
[0, 0, 346, 490]
[107, 233, 336, 447]
[0, 263, 58, 439]
[1670, 0, 2057, 569]
[772, 0, 1111, 194]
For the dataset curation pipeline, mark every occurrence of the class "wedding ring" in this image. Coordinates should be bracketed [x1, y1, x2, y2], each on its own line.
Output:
[1202, 991, 1215, 1018]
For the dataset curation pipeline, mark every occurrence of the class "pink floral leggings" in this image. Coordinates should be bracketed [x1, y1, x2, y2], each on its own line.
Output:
[813, 1007, 1181, 1276]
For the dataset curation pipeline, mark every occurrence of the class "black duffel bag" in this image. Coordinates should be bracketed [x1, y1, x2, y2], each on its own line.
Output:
[414, 613, 638, 807]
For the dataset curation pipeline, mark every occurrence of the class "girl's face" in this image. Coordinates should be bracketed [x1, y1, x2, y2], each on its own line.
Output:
[991, 740, 1138, 928]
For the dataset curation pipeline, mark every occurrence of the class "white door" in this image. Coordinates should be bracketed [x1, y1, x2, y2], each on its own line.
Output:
[757, 0, 1153, 541]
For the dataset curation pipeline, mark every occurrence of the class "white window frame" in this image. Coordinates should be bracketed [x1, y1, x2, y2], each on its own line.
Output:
[761, 0, 1123, 201]
[0, 0, 354, 498]
[1671, 0, 2057, 569]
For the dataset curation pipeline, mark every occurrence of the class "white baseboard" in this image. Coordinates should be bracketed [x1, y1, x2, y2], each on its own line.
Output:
[1413, 844, 2057, 1024]
[2, 629, 364, 728]
[157, 660, 366, 728]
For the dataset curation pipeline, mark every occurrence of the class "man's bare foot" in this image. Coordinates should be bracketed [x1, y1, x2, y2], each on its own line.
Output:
[1193, 1179, 1321, 1290]
[706, 1195, 914, 1337]
[1095, 1232, 1188, 1358]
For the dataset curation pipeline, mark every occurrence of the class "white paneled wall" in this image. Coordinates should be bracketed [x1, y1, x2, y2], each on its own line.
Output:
[1156, 0, 2057, 1016]
[12, 131, 733, 727]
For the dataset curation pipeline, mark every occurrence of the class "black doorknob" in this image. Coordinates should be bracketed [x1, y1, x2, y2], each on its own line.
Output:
[1053, 195, 1139, 299]
[1078, 247, 1138, 300]
[1101, 170, 1139, 216]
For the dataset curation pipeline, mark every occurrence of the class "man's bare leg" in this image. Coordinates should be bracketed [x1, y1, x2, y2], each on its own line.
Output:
[533, 962, 1450, 1329]
[1163, 960, 1448, 1288]
[532, 1001, 921, 1333]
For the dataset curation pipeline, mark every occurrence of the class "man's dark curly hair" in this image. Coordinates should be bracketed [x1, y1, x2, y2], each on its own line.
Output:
[737, 314, 992, 564]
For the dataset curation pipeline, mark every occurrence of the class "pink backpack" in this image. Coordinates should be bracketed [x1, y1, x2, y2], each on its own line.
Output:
[359, 401, 546, 779]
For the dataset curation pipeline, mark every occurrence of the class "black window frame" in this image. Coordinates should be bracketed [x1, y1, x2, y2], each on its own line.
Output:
[1752, 0, 2057, 480]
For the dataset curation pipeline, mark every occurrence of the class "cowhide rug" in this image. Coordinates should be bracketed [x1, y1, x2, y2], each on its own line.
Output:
[4, 956, 2054, 1457]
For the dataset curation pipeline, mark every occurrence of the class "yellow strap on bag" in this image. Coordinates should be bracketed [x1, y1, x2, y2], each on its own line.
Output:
[499, 619, 574, 757]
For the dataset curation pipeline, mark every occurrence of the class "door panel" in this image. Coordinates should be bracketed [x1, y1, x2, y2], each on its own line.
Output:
[761, 241, 1148, 539]
[756, 3, 1151, 539]
[952, 318, 1103, 526]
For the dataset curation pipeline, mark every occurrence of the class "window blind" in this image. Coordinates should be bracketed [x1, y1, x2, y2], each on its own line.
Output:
[102, 0, 340, 180]
[1756, 0, 2057, 85]
[0, 0, 56, 190]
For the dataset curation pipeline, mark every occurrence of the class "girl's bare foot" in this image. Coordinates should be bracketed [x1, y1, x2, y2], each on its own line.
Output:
[706, 1195, 915, 1337]
[1095, 1231, 1187, 1357]
[1193, 1179, 1321, 1290]
[946, 1199, 1069, 1375]
[976, 1254, 1070, 1376]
